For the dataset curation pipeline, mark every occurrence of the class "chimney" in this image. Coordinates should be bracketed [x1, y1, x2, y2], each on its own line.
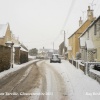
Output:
[79, 17, 83, 27]
[87, 6, 94, 20]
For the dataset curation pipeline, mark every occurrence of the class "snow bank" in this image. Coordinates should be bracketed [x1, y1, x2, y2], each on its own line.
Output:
[46, 60, 100, 100]
[0, 59, 39, 79]
[90, 69, 100, 76]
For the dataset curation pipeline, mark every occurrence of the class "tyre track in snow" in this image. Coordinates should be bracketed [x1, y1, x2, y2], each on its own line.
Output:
[37, 61, 68, 100]
[0, 61, 42, 100]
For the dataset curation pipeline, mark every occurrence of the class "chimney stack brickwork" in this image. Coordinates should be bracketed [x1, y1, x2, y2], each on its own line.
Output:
[87, 6, 94, 20]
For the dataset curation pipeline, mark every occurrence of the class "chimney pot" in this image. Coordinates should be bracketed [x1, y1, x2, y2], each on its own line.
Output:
[88, 6, 90, 10]
[79, 17, 83, 27]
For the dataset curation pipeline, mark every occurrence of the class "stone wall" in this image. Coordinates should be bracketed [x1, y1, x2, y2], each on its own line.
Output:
[14, 47, 21, 64]
[0, 45, 11, 72]
[69, 60, 100, 84]
[14, 48, 28, 64]
[79, 64, 85, 73]
[73, 60, 76, 67]
[69, 59, 72, 64]
[20, 50, 28, 64]
[88, 70, 100, 84]
[69, 60, 85, 73]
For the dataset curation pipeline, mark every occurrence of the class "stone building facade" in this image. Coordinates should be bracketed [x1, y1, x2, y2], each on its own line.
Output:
[68, 6, 96, 60]
[0, 23, 28, 72]
[14, 45, 28, 64]
[79, 16, 100, 62]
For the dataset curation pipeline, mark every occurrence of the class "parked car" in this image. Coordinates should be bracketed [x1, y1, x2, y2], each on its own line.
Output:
[50, 54, 61, 63]
[94, 64, 100, 71]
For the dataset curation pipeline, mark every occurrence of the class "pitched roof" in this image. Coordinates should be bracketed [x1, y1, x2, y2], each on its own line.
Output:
[0, 24, 8, 37]
[79, 16, 100, 38]
[68, 20, 90, 39]
[20, 46, 28, 52]
[20, 43, 28, 51]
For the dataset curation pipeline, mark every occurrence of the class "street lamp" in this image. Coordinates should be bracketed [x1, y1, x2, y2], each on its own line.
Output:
[5, 41, 14, 68]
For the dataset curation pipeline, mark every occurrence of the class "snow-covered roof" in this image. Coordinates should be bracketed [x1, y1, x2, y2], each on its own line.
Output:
[14, 44, 21, 48]
[5, 41, 14, 47]
[0, 24, 8, 37]
[49, 49, 53, 52]
[20, 43, 28, 51]
[85, 40, 95, 50]
[13, 42, 28, 52]
[14, 44, 28, 52]
[6, 41, 13, 44]
[80, 38, 86, 47]
[20, 46, 28, 52]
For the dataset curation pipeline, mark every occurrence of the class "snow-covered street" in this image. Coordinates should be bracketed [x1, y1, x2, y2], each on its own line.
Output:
[35, 61, 68, 100]
[30, 60, 100, 100]
[0, 60, 41, 100]
[0, 60, 100, 100]
[45, 60, 100, 100]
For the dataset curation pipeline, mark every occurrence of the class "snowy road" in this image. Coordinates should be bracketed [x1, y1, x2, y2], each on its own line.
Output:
[0, 60, 68, 100]
[0, 61, 41, 100]
[0, 60, 100, 100]
[35, 61, 68, 100]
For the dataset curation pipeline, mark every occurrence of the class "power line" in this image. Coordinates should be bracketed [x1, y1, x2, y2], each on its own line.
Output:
[94, 0, 100, 16]
[54, 32, 62, 42]
[45, 0, 76, 49]
[52, 0, 76, 46]
[62, 0, 76, 30]
[92, 0, 95, 4]
[81, 10, 86, 21]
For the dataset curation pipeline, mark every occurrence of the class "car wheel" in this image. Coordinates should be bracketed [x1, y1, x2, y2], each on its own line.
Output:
[59, 60, 61, 63]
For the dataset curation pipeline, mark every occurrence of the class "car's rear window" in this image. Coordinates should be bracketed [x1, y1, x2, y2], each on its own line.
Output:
[52, 55, 58, 58]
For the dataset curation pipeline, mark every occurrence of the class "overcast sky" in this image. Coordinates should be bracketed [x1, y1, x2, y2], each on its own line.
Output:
[0, 0, 100, 50]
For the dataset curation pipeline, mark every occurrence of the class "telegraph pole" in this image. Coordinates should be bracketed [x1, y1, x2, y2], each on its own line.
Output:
[64, 30, 66, 59]
[53, 42, 54, 54]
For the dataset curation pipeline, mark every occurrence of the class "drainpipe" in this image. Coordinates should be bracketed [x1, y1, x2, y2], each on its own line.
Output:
[86, 50, 88, 75]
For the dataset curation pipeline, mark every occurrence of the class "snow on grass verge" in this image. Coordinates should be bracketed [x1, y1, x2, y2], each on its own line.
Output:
[46, 60, 100, 100]
[0, 59, 39, 79]
[28, 55, 36, 59]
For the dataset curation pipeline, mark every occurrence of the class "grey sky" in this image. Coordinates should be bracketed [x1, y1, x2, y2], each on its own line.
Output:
[0, 0, 100, 49]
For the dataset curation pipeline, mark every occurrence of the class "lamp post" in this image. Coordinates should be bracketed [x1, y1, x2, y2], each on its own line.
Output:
[5, 41, 14, 68]
[61, 30, 66, 59]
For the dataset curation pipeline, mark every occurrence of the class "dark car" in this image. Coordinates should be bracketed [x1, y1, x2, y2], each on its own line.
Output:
[94, 64, 100, 71]
[50, 54, 61, 63]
